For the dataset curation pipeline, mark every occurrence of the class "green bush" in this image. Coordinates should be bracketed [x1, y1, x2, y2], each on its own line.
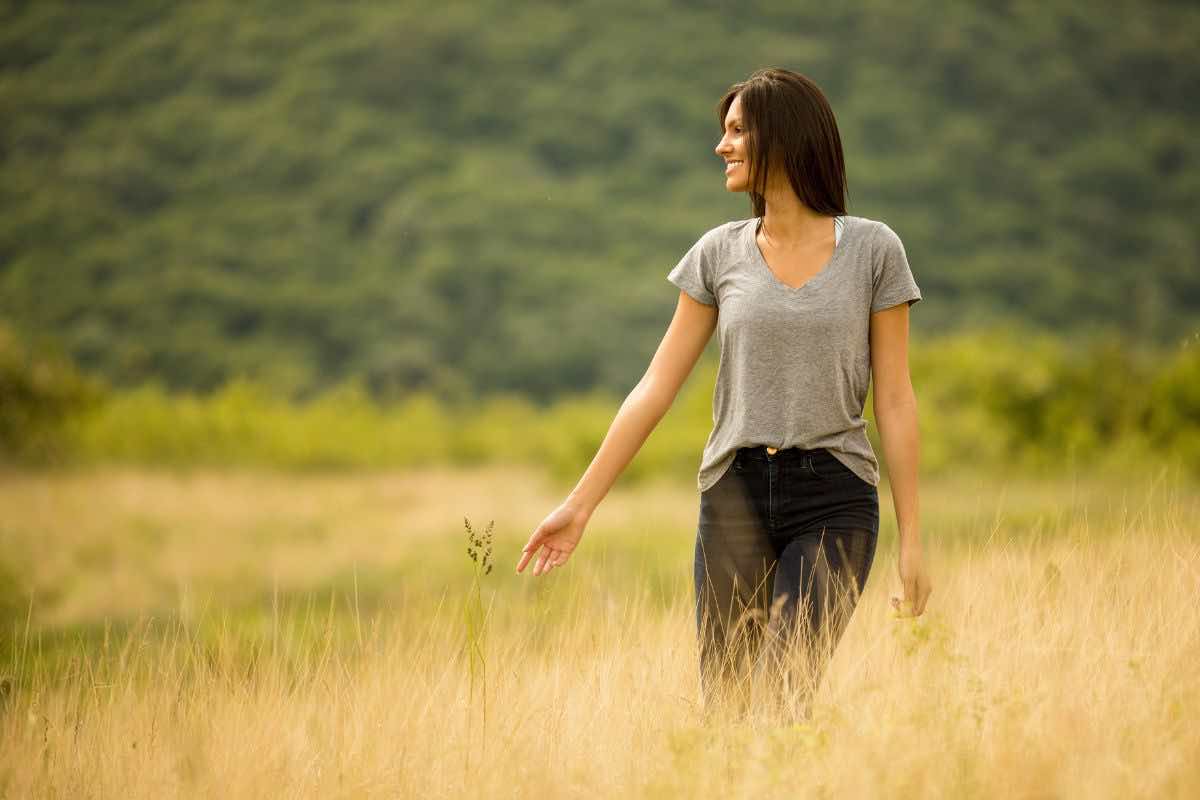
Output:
[0, 322, 105, 464]
[3, 326, 1197, 483]
[1145, 338, 1200, 470]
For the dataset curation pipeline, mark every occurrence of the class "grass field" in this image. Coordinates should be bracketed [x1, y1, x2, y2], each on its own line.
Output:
[1, 464, 1198, 798]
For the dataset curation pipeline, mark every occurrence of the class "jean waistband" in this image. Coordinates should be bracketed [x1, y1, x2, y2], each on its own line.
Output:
[736, 445, 828, 464]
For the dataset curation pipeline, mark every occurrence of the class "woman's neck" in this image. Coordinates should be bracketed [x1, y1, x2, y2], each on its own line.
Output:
[760, 188, 832, 247]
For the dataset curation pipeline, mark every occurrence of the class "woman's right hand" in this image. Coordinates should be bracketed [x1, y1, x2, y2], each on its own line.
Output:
[516, 501, 591, 577]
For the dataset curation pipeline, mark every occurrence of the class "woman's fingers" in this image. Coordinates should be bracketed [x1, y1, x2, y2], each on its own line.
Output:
[515, 544, 533, 573]
[890, 589, 930, 618]
[890, 595, 914, 617]
[517, 537, 571, 577]
[547, 550, 564, 573]
[533, 547, 568, 577]
[515, 533, 543, 573]
[915, 584, 931, 615]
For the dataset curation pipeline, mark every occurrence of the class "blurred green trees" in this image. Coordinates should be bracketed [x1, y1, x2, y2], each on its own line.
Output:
[2, 323, 1196, 480]
[0, 1, 1197, 402]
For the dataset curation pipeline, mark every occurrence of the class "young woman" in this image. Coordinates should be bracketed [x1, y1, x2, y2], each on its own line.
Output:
[516, 68, 931, 715]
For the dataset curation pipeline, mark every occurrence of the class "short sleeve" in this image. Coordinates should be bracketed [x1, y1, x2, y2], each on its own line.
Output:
[667, 227, 721, 306]
[870, 222, 922, 313]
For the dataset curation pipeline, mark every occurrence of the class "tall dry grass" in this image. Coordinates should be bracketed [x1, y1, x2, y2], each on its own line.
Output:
[1, 464, 1197, 797]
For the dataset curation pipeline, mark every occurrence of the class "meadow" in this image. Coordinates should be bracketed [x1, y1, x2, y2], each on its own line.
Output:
[1, 462, 1198, 798]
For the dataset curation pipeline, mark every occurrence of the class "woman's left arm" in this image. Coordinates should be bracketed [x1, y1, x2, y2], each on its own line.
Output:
[869, 302, 932, 617]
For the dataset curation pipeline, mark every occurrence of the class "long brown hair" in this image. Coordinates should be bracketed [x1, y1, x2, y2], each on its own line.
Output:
[717, 68, 848, 219]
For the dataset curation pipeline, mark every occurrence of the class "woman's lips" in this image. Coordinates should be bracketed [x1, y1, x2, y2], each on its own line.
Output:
[725, 160, 743, 174]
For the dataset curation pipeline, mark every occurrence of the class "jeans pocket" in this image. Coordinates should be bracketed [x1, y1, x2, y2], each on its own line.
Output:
[809, 450, 858, 482]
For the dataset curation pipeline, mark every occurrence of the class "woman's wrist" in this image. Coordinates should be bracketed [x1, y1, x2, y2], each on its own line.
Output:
[564, 493, 596, 519]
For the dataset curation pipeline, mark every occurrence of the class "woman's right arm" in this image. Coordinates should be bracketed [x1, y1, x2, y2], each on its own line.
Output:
[516, 291, 718, 576]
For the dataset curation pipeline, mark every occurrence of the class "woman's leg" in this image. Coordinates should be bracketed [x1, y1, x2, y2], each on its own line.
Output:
[763, 525, 878, 718]
[693, 466, 774, 715]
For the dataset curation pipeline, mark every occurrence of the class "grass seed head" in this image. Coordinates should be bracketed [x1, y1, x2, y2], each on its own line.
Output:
[464, 516, 495, 572]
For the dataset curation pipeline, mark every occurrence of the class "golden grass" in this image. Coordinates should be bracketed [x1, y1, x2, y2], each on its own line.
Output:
[1, 464, 1198, 797]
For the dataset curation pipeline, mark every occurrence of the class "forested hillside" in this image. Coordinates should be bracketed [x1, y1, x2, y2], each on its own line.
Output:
[1, 0, 1196, 402]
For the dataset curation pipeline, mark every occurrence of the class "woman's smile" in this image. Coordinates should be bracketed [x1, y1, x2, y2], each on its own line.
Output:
[715, 92, 749, 189]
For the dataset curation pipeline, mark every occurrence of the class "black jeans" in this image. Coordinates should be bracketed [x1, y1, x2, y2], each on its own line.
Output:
[693, 446, 879, 717]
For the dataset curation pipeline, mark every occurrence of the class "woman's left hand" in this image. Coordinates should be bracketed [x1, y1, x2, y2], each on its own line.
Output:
[891, 538, 931, 617]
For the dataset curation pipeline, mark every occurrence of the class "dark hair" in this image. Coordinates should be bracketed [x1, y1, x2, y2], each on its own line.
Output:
[716, 68, 848, 219]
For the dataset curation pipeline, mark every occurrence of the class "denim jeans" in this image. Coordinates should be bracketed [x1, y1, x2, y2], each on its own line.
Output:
[693, 445, 879, 717]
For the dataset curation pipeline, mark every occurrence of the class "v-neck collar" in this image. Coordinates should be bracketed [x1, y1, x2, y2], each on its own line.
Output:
[748, 215, 850, 293]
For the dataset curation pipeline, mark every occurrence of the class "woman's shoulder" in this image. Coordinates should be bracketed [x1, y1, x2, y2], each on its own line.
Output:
[702, 217, 756, 239]
[844, 214, 902, 243]
[689, 218, 754, 257]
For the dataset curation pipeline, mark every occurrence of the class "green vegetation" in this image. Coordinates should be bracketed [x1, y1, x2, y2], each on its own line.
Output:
[2, 323, 1198, 480]
[0, 322, 103, 461]
[1, 1, 1197, 403]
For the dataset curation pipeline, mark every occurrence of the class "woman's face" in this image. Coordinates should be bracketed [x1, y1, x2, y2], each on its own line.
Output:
[715, 93, 749, 192]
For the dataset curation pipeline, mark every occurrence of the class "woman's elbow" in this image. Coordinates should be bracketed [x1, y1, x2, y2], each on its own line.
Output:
[630, 377, 676, 417]
[873, 387, 918, 419]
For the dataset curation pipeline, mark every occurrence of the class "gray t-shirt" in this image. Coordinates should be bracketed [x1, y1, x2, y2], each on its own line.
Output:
[666, 214, 922, 492]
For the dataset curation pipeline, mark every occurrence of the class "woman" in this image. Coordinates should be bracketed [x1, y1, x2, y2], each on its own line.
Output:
[516, 68, 931, 717]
